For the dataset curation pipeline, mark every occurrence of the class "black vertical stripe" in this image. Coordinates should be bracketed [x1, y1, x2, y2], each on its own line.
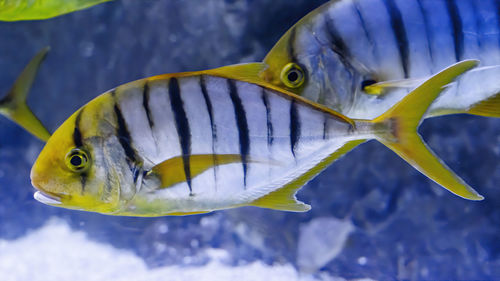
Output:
[73, 108, 87, 192]
[468, 0, 483, 49]
[132, 167, 140, 184]
[200, 76, 217, 152]
[322, 116, 328, 140]
[142, 82, 155, 129]
[287, 27, 299, 63]
[382, 0, 410, 78]
[113, 101, 139, 165]
[352, 0, 379, 64]
[445, 0, 464, 61]
[261, 89, 274, 147]
[415, 0, 435, 72]
[168, 77, 193, 194]
[228, 79, 249, 187]
[73, 109, 84, 147]
[324, 15, 351, 59]
[290, 100, 301, 158]
[199, 75, 218, 186]
[323, 14, 355, 103]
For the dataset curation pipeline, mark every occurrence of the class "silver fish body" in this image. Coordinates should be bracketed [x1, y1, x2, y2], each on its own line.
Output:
[33, 75, 370, 215]
[266, 0, 500, 118]
[114, 76, 356, 214]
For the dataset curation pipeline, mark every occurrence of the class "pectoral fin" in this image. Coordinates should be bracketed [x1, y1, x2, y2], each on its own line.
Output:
[250, 140, 365, 212]
[150, 154, 244, 188]
[363, 78, 426, 95]
[0, 47, 51, 142]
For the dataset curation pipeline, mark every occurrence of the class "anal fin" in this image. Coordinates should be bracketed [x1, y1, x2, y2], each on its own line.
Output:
[250, 140, 365, 212]
[363, 78, 425, 95]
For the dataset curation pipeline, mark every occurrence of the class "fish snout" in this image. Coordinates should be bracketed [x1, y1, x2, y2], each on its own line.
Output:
[30, 166, 62, 205]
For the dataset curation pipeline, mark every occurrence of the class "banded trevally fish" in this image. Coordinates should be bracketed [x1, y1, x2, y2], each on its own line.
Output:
[27, 60, 483, 216]
[0, 0, 111, 21]
[260, 0, 500, 119]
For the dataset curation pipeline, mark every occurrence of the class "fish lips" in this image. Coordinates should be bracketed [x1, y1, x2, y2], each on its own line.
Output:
[34, 190, 62, 205]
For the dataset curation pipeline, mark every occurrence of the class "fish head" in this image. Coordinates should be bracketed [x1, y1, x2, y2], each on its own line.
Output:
[261, 22, 367, 115]
[31, 93, 126, 214]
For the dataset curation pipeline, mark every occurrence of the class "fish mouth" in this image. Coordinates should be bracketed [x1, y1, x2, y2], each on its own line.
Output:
[34, 191, 62, 205]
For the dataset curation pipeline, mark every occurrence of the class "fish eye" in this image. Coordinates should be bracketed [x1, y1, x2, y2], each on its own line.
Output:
[280, 63, 305, 88]
[65, 148, 90, 172]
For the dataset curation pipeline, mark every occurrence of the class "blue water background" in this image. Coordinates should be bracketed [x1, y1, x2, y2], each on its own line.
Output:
[0, 0, 499, 279]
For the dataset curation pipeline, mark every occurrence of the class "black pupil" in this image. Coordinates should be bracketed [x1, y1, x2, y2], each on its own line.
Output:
[288, 70, 299, 82]
[70, 155, 83, 167]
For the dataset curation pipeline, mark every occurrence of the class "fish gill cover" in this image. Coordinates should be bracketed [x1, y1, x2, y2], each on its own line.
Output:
[0, 0, 499, 280]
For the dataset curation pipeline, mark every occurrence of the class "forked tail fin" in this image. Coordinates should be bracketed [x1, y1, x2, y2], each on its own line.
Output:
[0, 47, 51, 142]
[370, 60, 484, 200]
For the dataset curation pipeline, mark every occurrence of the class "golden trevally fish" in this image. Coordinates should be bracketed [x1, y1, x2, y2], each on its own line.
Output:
[0, 0, 111, 21]
[29, 60, 483, 217]
[260, 0, 500, 119]
[0, 47, 51, 142]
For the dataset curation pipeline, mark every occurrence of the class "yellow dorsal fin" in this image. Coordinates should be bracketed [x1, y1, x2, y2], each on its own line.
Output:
[0, 47, 51, 142]
[148, 63, 268, 83]
[370, 60, 483, 200]
[363, 78, 426, 95]
[206, 64, 355, 127]
[150, 154, 243, 188]
[250, 140, 365, 212]
[148, 63, 355, 127]
[467, 92, 500, 118]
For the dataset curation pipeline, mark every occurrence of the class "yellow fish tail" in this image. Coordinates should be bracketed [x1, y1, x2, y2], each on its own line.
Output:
[370, 60, 484, 201]
[0, 47, 51, 142]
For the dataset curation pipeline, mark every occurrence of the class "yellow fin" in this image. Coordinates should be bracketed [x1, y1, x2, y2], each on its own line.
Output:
[151, 154, 243, 188]
[207, 64, 355, 127]
[363, 78, 426, 95]
[250, 140, 365, 212]
[149, 63, 268, 84]
[148, 63, 355, 127]
[0, 47, 51, 142]
[467, 92, 500, 118]
[371, 60, 483, 200]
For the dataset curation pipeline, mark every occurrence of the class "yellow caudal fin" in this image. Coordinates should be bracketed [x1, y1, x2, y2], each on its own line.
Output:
[467, 92, 500, 117]
[371, 60, 484, 200]
[0, 47, 51, 142]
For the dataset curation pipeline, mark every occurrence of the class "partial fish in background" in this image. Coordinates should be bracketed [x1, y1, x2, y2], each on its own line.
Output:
[0, 47, 51, 142]
[0, 0, 111, 21]
[30, 60, 483, 217]
[260, 0, 500, 119]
